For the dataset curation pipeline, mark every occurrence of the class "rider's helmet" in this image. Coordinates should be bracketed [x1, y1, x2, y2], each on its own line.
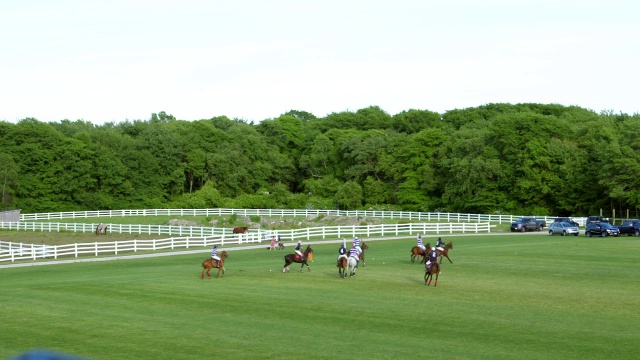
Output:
[214, 245, 218, 249]
[431, 247, 436, 251]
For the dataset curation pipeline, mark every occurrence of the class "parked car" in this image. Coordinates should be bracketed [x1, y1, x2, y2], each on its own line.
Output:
[548, 222, 580, 236]
[510, 217, 546, 232]
[585, 222, 620, 237]
[553, 217, 580, 227]
[617, 219, 640, 236]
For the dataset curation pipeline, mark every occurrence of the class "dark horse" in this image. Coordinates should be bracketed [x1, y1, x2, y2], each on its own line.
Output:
[337, 256, 348, 279]
[437, 242, 453, 264]
[201, 251, 229, 279]
[233, 226, 249, 234]
[359, 242, 369, 267]
[283, 246, 313, 273]
[424, 261, 440, 287]
[410, 242, 431, 264]
[95, 223, 108, 235]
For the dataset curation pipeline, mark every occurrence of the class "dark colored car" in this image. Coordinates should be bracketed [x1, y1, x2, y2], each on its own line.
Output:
[548, 222, 580, 236]
[553, 217, 580, 227]
[585, 222, 620, 237]
[617, 219, 640, 236]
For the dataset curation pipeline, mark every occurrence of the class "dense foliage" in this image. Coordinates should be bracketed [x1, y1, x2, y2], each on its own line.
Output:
[1, 105, 639, 216]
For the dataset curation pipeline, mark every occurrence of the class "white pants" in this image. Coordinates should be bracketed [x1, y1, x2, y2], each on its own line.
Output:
[295, 250, 303, 257]
[212, 255, 220, 261]
[418, 245, 425, 251]
[355, 246, 362, 255]
[337, 254, 348, 261]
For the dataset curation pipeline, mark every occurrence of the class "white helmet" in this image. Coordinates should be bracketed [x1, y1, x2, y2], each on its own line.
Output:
[431, 247, 436, 251]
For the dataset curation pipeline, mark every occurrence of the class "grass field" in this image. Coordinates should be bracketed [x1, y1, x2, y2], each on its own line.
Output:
[1, 234, 638, 360]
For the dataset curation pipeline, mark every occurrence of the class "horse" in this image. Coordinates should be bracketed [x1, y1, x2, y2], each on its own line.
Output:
[358, 242, 369, 267]
[437, 242, 453, 264]
[347, 256, 358, 277]
[337, 256, 348, 278]
[410, 242, 431, 263]
[95, 223, 108, 235]
[233, 226, 248, 234]
[282, 246, 313, 273]
[201, 251, 229, 279]
[424, 261, 440, 287]
[276, 242, 285, 250]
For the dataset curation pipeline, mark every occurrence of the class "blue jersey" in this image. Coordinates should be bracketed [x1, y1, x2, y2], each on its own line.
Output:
[295, 243, 302, 251]
[436, 239, 444, 247]
[428, 250, 438, 263]
[339, 247, 347, 255]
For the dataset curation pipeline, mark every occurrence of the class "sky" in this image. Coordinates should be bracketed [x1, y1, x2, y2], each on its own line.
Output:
[1, 0, 638, 124]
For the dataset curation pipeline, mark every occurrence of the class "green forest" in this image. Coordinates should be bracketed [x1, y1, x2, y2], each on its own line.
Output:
[1, 103, 639, 217]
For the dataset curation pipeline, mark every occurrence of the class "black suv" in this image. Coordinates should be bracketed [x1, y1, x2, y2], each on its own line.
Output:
[585, 222, 620, 237]
[553, 217, 580, 227]
[617, 219, 640, 236]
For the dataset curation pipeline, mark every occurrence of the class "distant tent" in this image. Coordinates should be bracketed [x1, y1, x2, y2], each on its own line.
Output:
[0, 209, 20, 222]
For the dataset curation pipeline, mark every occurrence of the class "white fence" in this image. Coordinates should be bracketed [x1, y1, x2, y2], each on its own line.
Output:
[0, 222, 492, 263]
[18, 207, 559, 224]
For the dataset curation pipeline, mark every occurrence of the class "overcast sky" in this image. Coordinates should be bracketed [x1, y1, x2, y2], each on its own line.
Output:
[1, 0, 638, 124]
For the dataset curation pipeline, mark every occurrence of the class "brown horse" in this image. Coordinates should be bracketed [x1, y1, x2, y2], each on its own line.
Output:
[95, 223, 108, 235]
[424, 261, 440, 287]
[283, 246, 313, 273]
[337, 256, 348, 278]
[437, 242, 453, 263]
[201, 251, 229, 279]
[410, 242, 431, 263]
[233, 226, 248, 234]
[358, 242, 369, 267]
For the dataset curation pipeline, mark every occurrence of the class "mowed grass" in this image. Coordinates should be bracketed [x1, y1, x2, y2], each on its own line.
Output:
[1, 234, 638, 360]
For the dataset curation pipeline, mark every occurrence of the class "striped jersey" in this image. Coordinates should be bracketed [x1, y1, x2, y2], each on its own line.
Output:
[352, 238, 361, 247]
[349, 248, 359, 257]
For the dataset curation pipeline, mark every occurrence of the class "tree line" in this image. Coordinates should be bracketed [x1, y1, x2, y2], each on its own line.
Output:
[1, 104, 639, 217]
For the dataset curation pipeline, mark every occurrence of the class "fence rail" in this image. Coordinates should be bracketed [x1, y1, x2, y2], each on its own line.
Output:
[0, 222, 492, 263]
[18, 208, 558, 224]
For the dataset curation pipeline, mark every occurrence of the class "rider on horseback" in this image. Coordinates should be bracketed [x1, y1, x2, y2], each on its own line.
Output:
[337, 241, 348, 267]
[211, 245, 221, 267]
[294, 241, 303, 260]
[435, 237, 445, 251]
[352, 236, 362, 256]
[426, 247, 438, 271]
[417, 235, 426, 251]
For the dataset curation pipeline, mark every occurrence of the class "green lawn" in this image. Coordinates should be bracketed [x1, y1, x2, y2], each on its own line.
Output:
[1, 234, 638, 360]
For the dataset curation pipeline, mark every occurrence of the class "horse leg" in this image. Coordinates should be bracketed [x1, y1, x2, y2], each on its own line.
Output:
[433, 272, 438, 287]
